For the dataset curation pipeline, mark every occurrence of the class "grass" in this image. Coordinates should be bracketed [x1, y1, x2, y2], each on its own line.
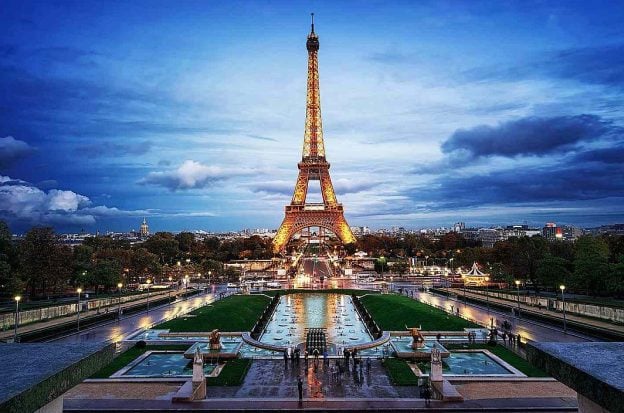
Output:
[261, 288, 379, 297]
[360, 294, 479, 331]
[156, 294, 271, 332]
[444, 343, 548, 377]
[382, 358, 418, 386]
[91, 345, 190, 378]
[207, 358, 252, 386]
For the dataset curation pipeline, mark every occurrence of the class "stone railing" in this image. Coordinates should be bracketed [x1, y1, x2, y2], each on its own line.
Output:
[0, 290, 174, 330]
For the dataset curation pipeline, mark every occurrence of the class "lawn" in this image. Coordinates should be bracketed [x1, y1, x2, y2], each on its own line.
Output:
[156, 294, 271, 332]
[444, 343, 548, 377]
[207, 358, 252, 386]
[360, 294, 479, 331]
[382, 358, 418, 386]
[91, 345, 190, 378]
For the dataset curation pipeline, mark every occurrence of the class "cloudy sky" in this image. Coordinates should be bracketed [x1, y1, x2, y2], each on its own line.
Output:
[1, 0, 623, 233]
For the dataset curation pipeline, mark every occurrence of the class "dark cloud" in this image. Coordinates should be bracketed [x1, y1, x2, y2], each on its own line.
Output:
[441, 114, 613, 158]
[75, 141, 152, 158]
[411, 161, 624, 209]
[247, 134, 277, 142]
[0, 136, 35, 168]
[572, 145, 624, 164]
[464, 43, 624, 89]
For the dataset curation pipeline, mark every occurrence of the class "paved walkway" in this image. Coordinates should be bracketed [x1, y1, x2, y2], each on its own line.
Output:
[207, 359, 414, 399]
[0, 289, 186, 341]
[51, 286, 227, 343]
[443, 287, 624, 336]
[394, 285, 592, 344]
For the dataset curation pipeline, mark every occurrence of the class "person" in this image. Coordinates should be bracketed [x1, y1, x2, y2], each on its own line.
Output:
[502, 332, 507, 345]
[323, 349, 328, 365]
[366, 357, 371, 373]
[423, 385, 431, 406]
[436, 333, 442, 342]
[517, 333, 521, 345]
[297, 376, 303, 401]
[283, 349, 288, 366]
[313, 348, 319, 361]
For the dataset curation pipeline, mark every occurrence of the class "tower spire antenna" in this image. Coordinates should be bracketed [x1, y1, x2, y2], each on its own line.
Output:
[311, 12, 315, 34]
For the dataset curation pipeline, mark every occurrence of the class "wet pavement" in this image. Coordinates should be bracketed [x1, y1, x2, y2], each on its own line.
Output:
[51, 285, 227, 344]
[206, 359, 415, 399]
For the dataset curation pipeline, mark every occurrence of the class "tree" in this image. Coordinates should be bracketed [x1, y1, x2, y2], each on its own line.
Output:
[175, 232, 196, 253]
[19, 227, 59, 297]
[536, 254, 571, 290]
[572, 236, 610, 295]
[392, 261, 409, 275]
[143, 232, 180, 264]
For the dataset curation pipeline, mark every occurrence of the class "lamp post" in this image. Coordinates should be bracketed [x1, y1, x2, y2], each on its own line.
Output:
[146, 279, 152, 313]
[197, 273, 202, 292]
[184, 275, 189, 295]
[117, 283, 123, 320]
[560, 284, 567, 334]
[485, 276, 490, 315]
[14, 295, 21, 342]
[76, 288, 82, 331]
[380, 256, 385, 280]
[462, 275, 466, 307]
[208, 270, 212, 287]
[514, 280, 521, 319]
[168, 276, 173, 303]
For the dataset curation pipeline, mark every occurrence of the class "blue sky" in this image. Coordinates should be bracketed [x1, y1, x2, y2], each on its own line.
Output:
[1, 0, 623, 233]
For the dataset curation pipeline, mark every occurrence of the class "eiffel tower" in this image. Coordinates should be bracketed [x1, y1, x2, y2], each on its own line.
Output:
[272, 14, 356, 254]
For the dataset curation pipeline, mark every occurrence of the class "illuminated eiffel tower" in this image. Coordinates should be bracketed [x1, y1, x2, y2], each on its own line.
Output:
[273, 14, 356, 254]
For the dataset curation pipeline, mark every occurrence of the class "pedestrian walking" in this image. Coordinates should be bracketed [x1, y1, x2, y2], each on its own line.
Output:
[423, 385, 431, 406]
[297, 377, 303, 401]
[283, 349, 288, 366]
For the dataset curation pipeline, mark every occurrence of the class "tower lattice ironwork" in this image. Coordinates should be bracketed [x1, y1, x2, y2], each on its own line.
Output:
[272, 14, 356, 254]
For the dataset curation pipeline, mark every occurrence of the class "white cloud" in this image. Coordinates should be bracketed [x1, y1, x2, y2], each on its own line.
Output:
[0, 175, 144, 226]
[139, 160, 256, 191]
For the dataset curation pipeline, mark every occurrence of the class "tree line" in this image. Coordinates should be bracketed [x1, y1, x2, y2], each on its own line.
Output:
[0, 221, 274, 300]
[358, 232, 624, 296]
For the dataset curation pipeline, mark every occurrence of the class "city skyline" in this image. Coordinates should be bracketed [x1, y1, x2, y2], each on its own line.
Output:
[2, 1, 624, 233]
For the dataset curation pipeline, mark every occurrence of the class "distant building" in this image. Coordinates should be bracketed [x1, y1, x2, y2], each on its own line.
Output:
[453, 222, 465, 233]
[542, 223, 561, 241]
[140, 218, 150, 238]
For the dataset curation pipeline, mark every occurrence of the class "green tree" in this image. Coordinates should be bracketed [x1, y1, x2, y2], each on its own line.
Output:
[572, 236, 610, 295]
[143, 232, 180, 264]
[19, 227, 58, 297]
[536, 254, 571, 290]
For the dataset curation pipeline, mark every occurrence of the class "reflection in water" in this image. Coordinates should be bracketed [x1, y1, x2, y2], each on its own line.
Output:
[260, 293, 372, 354]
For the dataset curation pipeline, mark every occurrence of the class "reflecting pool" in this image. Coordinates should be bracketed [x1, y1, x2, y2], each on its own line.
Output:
[417, 351, 514, 375]
[259, 293, 373, 353]
[120, 352, 217, 377]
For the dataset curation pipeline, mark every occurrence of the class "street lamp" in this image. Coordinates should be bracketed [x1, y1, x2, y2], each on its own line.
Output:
[208, 270, 212, 286]
[514, 280, 521, 319]
[14, 295, 21, 342]
[168, 276, 173, 303]
[76, 288, 83, 331]
[146, 279, 152, 313]
[117, 283, 123, 320]
[560, 284, 567, 333]
[184, 275, 189, 295]
[485, 276, 490, 315]
[380, 256, 385, 280]
[461, 275, 466, 307]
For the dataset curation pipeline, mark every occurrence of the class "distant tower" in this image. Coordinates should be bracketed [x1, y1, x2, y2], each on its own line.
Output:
[272, 14, 356, 253]
[140, 217, 149, 237]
